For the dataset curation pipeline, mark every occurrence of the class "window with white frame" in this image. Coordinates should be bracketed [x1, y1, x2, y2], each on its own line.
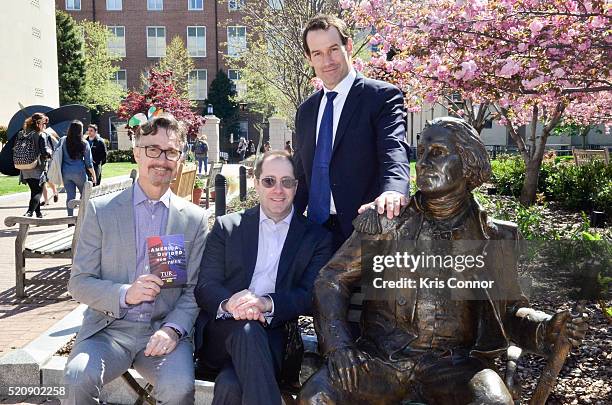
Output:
[188, 70, 208, 100]
[111, 70, 127, 90]
[147, 26, 166, 57]
[188, 0, 203, 10]
[269, 0, 283, 10]
[147, 0, 163, 10]
[187, 26, 206, 57]
[66, 0, 81, 10]
[227, 26, 246, 57]
[107, 26, 126, 57]
[228, 0, 245, 11]
[106, 0, 122, 10]
[228, 69, 247, 97]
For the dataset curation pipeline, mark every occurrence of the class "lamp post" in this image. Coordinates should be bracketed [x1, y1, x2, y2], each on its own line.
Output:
[207, 104, 214, 116]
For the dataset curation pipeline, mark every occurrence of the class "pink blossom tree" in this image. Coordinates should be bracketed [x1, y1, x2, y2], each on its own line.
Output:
[118, 69, 205, 141]
[345, 0, 611, 205]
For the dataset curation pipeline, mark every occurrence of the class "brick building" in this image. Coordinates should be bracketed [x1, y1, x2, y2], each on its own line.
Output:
[56, 0, 257, 150]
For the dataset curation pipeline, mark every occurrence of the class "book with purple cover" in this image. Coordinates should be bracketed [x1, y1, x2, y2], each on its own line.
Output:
[146, 234, 187, 288]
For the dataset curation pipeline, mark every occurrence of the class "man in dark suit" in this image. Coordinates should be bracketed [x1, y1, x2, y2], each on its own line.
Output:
[195, 151, 333, 405]
[294, 14, 411, 250]
[86, 124, 108, 186]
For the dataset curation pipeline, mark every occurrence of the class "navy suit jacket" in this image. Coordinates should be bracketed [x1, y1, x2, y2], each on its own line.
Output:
[194, 205, 333, 351]
[294, 73, 411, 240]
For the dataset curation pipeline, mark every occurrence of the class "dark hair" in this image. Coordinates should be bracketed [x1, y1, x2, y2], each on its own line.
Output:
[254, 151, 295, 179]
[133, 113, 186, 148]
[66, 120, 86, 160]
[88, 124, 98, 132]
[302, 14, 350, 56]
[423, 117, 491, 190]
[23, 112, 48, 133]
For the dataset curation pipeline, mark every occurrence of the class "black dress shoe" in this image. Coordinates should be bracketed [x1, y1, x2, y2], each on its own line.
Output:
[24, 211, 33, 217]
[36, 212, 43, 218]
[40, 201, 46, 206]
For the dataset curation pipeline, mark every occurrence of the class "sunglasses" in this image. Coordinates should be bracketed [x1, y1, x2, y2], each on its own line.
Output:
[258, 176, 298, 189]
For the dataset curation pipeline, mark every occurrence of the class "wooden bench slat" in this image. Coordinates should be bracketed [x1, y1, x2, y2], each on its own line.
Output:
[25, 227, 75, 251]
[30, 234, 74, 254]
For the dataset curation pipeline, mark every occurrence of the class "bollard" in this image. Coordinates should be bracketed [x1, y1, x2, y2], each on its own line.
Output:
[239, 166, 247, 201]
[215, 174, 227, 217]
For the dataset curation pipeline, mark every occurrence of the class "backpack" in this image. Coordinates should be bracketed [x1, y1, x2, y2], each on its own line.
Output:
[194, 140, 208, 155]
[13, 131, 40, 170]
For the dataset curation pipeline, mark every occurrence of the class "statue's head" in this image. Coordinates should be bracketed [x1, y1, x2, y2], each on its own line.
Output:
[416, 117, 491, 195]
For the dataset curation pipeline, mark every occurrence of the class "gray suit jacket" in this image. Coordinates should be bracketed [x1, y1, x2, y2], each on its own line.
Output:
[69, 184, 208, 345]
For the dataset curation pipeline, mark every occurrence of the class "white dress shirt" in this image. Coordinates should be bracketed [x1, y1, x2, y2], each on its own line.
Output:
[315, 68, 357, 215]
[216, 206, 294, 319]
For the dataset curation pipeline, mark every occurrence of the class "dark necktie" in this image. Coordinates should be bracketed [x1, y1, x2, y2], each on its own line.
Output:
[308, 91, 337, 224]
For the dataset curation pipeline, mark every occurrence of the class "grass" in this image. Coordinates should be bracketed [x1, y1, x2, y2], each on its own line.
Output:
[0, 162, 137, 197]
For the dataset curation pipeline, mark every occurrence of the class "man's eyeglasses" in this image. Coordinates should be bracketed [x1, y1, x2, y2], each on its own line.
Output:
[258, 176, 298, 189]
[135, 145, 182, 161]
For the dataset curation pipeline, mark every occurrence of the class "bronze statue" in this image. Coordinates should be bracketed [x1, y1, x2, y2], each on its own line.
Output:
[298, 117, 587, 405]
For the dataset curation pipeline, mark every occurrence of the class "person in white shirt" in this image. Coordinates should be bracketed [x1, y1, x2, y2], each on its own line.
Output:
[195, 150, 333, 405]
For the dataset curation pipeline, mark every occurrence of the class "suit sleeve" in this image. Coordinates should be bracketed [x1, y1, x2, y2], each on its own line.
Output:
[162, 209, 209, 334]
[293, 107, 309, 215]
[195, 219, 235, 316]
[267, 229, 333, 328]
[375, 85, 411, 196]
[68, 200, 128, 318]
[100, 139, 108, 165]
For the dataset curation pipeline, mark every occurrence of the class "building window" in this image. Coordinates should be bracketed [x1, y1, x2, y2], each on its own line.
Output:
[188, 0, 203, 10]
[147, 0, 163, 10]
[187, 26, 206, 57]
[147, 26, 166, 57]
[106, 0, 122, 10]
[188, 70, 208, 100]
[227, 26, 247, 57]
[111, 70, 127, 90]
[108, 26, 126, 57]
[228, 69, 246, 97]
[229, 0, 244, 11]
[269, 0, 283, 10]
[238, 121, 248, 140]
[66, 0, 81, 10]
[32, 27, 41, 39]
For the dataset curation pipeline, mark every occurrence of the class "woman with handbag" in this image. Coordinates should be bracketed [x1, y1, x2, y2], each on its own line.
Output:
[17, 113, 52, 218]
[61, 120, 96, 216]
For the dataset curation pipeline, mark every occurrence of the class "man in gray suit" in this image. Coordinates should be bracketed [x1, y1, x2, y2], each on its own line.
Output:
[64, 113, 208, 405]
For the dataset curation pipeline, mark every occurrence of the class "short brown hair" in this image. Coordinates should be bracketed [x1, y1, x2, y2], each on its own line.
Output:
[88, 124, 98, 132]
[254, 150, 296, 179]
[133, 113, 187, 148]
[302, 14, 350, 56]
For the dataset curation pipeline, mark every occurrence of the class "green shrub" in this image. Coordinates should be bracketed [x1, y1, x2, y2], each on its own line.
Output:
[490, 154, 525, 196]
[0, 126, 7, 144]
[107, 149, 135, 163]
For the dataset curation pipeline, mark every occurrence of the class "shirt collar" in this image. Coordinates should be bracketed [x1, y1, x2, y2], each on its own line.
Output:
[259, 205, 294, 226]
[133, 181, 172, 209]
[323, 68, 357, 97]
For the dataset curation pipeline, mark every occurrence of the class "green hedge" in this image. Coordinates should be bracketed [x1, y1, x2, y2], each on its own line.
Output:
[107, 149, 135, 163]
[491, 155, 612, 216]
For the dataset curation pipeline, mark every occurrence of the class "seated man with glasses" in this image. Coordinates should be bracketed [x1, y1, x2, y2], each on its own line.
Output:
[195, 150, 333, 405]
[64, 113, 208, 405]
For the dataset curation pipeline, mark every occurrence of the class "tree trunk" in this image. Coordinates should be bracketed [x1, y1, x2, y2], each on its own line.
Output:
[520, 155, 544, 205]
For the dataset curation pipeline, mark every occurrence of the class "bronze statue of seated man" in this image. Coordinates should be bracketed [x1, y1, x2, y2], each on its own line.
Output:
[298, 117, 587, 405]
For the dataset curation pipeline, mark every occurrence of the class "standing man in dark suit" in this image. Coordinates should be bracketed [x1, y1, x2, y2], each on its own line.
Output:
[195, 151, 333, 405]
[294, 14, 411, 250]
[86, 124, 108, 186]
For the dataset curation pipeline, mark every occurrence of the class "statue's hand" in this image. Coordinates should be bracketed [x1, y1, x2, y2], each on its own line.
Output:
[546, 310, 588, 349]
[327, 347, 370, 393]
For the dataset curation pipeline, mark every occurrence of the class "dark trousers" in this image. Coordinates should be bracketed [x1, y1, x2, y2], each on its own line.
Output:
[323, 214, 348, 252]
[200, 319, 285, 405]
[93, 164, 102, 186]
[24, 178, 43, 215]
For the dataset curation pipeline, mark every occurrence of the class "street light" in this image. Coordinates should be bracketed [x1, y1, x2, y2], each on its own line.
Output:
[207, 104, 214, 115]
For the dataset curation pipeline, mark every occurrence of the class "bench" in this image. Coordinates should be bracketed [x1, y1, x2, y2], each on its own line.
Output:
[572, 148, 610, 166]
[170, 162, 197, 202]
[202, 162, 223, 209]
[4, 171, 137, 297]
